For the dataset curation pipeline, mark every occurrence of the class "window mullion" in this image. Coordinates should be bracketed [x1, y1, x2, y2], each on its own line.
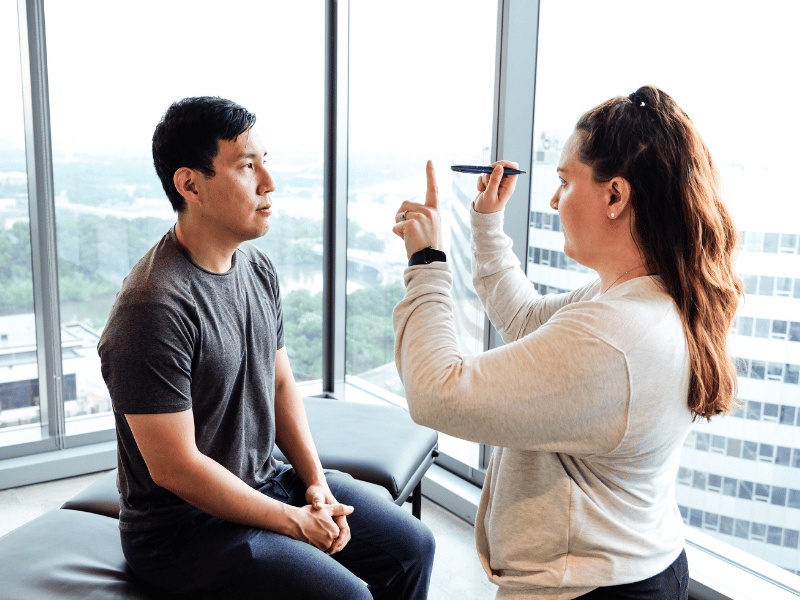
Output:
[484, 0, 540, 355]
[17, 0, 64, 447]
[476, 0, 542, 466]
[321, 0, 349, 397]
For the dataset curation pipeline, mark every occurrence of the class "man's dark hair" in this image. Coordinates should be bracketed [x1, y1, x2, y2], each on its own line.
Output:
[152, 96, 257, 212]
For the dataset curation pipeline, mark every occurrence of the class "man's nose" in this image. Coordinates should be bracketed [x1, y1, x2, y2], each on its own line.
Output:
[259, 169, 276, 195]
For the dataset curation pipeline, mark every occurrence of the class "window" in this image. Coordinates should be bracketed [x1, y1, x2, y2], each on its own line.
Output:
[755, 483, 770, 502]
[42, 0, 325, 438]
[742, 274, 758, 295]
[763, 403, 779, 422]
[768, 526, 784, 546]
[763, 234, 779, 254]
[755, 318, 771, 338]
[772, 320, 788, 340]
[346, 0, 498, 475]
[531, 0, 800, 578]
[727, 438, 741, 458]
[758, 444, 775, 462]
[776, 447, 792, 466]
[677, 466, 691, 486]
[5, 0, 800, 594]
[776, 278, 793, 298]
[0, 0, 40, 443]
[742, 441, 758, 461]
[780, 234, 798, 254]
[786, 530, 800, 550]
[720, 516, 734, 536]
[772, 487, 787, 506]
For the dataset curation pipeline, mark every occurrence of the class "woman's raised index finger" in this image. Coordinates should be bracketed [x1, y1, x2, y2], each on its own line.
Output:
[425, 160, 439, 209]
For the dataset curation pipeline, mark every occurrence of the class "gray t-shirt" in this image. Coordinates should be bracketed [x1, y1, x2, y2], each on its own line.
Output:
[98, 228, 285, 531]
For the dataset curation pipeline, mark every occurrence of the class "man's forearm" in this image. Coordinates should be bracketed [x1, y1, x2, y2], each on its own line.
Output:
[157, 449, 301, 535]
[273, 347, 328, 491]
[274, 389, 327, 490]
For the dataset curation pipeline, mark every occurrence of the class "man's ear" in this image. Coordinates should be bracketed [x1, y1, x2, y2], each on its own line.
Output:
[606, 176, 632, 219]
[173, 167, 202, 207]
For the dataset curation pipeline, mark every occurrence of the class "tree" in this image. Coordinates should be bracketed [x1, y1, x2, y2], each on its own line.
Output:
[280, 283, 405, 381]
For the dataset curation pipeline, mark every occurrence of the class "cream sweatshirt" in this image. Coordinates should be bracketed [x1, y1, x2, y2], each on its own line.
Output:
[393, 207, 693, 599]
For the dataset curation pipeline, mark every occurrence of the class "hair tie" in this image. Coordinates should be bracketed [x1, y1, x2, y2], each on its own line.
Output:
[628, 91, 646, 108]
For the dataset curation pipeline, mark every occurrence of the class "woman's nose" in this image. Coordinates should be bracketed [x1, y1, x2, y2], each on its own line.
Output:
[549, 189, 559, 210]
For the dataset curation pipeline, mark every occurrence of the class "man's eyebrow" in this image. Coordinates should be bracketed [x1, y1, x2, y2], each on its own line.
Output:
[235, 150, 268, 160]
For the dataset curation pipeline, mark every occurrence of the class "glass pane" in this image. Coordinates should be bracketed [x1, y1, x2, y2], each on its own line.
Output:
[0, 1, 42, 442]
[347, 0, 498, 471]
[533, 0, 800, 577]
[44, 0, 324, 436]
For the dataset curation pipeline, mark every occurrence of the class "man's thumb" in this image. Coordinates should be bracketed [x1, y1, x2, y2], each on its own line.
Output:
[329, 503, 355, 516]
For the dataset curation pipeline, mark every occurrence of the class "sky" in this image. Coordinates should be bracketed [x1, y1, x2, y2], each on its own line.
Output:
[2, 0, 799, 228]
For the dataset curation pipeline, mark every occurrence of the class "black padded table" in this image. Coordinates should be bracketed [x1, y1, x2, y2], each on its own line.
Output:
[0, 509, 153, 600]
[272, 397, 439, 518]
[63, 397, 438, 520]
[3, 397, 438, 600]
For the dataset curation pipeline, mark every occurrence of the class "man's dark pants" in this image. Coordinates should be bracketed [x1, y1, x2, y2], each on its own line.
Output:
[121, 463, 435, 600]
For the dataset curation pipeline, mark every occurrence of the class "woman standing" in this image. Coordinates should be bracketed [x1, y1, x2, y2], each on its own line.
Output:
[392, 85, 742, 599]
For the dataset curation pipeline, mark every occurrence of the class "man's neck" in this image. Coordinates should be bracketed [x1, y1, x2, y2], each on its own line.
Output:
[175, 219, 237, 274]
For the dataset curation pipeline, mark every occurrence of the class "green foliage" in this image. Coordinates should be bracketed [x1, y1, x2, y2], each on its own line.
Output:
[250, 214, 322, 265]
[345, 284, 404, 374]
[283, 289, 323, 379]
[0, 214, 172, 315]
[0, 219, 35, 313]
[281, 283, 405, 381]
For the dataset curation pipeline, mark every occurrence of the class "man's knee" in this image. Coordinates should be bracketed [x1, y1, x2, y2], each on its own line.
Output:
[407, 517, 436, 570]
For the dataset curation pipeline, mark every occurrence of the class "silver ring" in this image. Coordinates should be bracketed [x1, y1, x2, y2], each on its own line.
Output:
[398, 211, 408, 221]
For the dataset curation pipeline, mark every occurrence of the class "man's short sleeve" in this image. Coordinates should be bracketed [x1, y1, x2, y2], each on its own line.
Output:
[99, 298, 196, 415]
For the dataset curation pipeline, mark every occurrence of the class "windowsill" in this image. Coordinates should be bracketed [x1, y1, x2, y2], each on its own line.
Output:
[685, 528, 800, 599]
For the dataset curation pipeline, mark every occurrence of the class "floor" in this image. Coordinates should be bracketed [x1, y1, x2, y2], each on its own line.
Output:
[0, 471, 498, 599]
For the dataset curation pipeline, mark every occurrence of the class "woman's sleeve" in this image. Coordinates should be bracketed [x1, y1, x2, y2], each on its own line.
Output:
[471, 206, 597, 343]
[393, 265, 629, 455]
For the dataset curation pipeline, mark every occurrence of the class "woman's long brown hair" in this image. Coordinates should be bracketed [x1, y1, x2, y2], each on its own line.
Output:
[575, 85, 743, 420]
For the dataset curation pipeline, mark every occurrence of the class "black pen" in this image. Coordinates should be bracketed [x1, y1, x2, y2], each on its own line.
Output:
[451, 165, 526, 175]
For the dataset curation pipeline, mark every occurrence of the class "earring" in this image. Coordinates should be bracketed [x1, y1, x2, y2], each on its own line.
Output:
[610, 212, 615, 218]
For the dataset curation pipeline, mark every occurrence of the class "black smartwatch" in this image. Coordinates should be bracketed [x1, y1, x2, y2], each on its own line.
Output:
[408, 246, 447, 267]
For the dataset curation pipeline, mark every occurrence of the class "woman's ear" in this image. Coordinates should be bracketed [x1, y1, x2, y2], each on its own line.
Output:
[607, 177, 632, 219]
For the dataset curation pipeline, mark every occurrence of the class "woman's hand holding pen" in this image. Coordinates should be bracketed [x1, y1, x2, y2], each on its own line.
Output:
[393, 160, 443, 258]
[474, 160, 520, 214]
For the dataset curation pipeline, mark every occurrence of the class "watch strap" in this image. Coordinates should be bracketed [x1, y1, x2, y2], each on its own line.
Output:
[408, 246, 447, 267]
